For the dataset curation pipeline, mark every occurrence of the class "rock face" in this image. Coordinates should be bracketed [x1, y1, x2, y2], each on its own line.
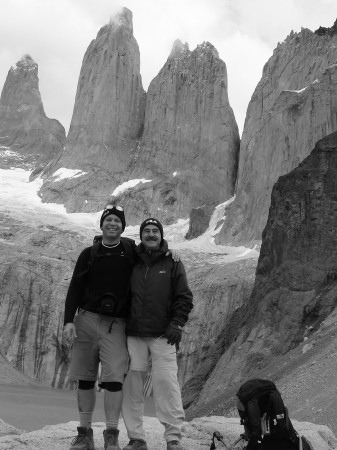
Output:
[185, 204, 215, 239]
[39, 11, 239, 224]
[0, 55, 65, 170]
[117, 40, 239, 224]
[178, 259, 257, 408]
[188, 132, 337, 424]
[216, 22, 337, 246]
[39, 8, 146, 212]
[0, 214, 87, 388]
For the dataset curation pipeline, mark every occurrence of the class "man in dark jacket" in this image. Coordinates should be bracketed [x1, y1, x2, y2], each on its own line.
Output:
[236, 379, 313, 450]
[122, 218, 193, 450]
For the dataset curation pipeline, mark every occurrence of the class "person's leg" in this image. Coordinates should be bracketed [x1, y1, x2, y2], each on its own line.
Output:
[99, 317, 129, 450]
[78, 381, 96, 428]
[122, 337, 149, 443]
[68, 311, 100, 449]
[104, 386, 123, 429]
[150, 338, 184, 444]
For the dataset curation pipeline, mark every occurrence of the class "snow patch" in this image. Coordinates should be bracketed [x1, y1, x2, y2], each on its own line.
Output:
[0, 170, 259, 263]
[112, 179, 152, 196]
[49, 168, 87, 182]
[285, 86, 308, 94]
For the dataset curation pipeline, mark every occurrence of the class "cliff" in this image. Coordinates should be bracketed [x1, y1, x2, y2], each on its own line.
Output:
[116, 40, 239, 224]
[39, 8, 146, 212]
[216, 22, 337, 246]
[0, 55, 65, 170]
[0, 213, 87, 388]
[38, 11, 239, 224]
[187, 132, 337, 434]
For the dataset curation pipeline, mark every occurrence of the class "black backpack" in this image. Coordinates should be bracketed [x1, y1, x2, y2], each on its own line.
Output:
[237, 379, 277, 404]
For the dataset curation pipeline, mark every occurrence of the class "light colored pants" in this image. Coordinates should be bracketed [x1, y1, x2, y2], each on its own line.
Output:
[122, 336, 185, 443]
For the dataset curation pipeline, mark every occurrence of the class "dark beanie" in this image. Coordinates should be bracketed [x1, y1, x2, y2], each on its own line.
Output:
[100, 206, 126, 231]
[139, 218, 164, 241]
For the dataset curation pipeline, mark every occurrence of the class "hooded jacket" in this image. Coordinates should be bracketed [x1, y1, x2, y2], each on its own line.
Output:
[126, 239, 193, 337]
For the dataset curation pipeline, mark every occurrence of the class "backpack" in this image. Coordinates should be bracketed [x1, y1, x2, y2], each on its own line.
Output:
[236, 379, 277, 404]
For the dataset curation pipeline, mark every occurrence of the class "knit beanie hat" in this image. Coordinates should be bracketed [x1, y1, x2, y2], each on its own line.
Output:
[100, 205, 126, 230]
[139, 218, 164, 241]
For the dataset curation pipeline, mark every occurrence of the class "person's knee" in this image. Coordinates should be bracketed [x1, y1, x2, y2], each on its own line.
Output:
[100, 381, 123, 392]
[78, 380, 96, 390]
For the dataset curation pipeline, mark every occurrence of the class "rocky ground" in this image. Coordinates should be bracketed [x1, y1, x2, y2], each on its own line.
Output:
[0, 416, 336, 450]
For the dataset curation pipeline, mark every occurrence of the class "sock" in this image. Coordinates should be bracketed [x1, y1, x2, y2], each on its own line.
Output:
[79, 411, 93, 428]
[106, 419, 118, 429]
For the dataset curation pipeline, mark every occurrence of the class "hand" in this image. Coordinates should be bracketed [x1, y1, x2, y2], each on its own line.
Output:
[165, 249, 180, 262]
[165, 323, 183, 345]
[63, 323, 77, 346]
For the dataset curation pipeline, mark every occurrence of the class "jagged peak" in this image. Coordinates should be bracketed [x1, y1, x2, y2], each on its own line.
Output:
[315, 18, 337, 37]
[109, 7, 133, 33]
[11, 54, 37, 73]
[168, 39, 189, 59]
[195, 41, 219, 59]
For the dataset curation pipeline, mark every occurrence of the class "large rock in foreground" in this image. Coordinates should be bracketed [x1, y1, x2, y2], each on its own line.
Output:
[0, 417, 335, 449]
[188, 132, 337, 428]
[0, 55, 65, 171]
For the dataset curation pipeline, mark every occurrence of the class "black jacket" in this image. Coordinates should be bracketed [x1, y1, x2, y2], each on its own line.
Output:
[64, 238, 136, 324]
[126, 240, 193, 337]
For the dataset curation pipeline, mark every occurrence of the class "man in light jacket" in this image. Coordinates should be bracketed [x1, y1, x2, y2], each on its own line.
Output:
[122, 218, 193, 450]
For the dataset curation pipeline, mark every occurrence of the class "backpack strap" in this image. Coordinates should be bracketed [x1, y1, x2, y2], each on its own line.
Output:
[75, 235, 136, 279]
[120, 236, 136, 261]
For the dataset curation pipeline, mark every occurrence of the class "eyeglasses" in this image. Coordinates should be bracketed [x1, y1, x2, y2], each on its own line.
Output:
[104, 205, 123, 211]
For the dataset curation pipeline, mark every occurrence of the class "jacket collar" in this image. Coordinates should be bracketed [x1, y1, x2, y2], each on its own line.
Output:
[137, 239, 169, 261]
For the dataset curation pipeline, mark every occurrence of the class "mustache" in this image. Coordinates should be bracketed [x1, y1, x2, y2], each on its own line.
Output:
[145, 236, 158, 241]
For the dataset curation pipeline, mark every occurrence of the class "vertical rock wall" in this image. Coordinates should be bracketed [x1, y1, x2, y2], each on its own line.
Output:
[116, 40, 240, 224]
[192, 132, 337, 409]
[0, 55, 65, 170]
[39, 8, 146, 212]
[216, 24, 337, 245]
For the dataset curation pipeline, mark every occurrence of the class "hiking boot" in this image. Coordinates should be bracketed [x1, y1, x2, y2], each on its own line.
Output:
[167, 441, 183, 450]
[70, 427, 95, 450]
[103, 428, 121, 450]
[122, 439, 148, 450]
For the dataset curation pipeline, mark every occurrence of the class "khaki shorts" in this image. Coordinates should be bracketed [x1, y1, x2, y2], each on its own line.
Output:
[69, 309, 128, 383]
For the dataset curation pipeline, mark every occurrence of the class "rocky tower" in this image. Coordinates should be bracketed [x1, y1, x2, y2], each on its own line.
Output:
[40, 8, 146, 211]
[216, 21, 337, 246]
[0, 55, 65, 170]
[115, 40, 240, 224]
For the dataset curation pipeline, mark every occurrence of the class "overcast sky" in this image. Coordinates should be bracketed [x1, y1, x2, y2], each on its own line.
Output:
[1, 0, 337, 135]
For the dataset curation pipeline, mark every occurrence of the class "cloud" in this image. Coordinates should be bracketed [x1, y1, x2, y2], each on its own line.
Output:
[1, 0, 337, 135]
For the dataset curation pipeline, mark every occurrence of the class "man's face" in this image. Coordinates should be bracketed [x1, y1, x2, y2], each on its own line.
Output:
[101, 214, 123, 240]
[141, 224, 161, 251]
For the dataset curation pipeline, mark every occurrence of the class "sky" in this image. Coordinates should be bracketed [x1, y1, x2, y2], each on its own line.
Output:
[1, 0, 337, 136]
